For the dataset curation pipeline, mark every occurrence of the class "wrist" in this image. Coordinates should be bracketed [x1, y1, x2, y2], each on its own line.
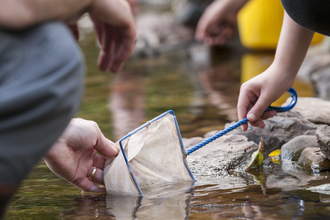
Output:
[267, 64, 296, 89]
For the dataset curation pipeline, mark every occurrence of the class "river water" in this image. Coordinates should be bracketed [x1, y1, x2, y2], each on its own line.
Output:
[4, 27, 330, 220]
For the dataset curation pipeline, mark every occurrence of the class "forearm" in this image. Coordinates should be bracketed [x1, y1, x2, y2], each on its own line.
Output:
[0, 0, 92, 29]
[270, 12, 314, 85]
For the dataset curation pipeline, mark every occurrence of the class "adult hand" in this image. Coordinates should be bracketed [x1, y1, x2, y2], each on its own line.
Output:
[237, 67, 294, 131]
[43, 118, 118, 192]
[88, 0, 136, 73]
[195, 0, 247, 45]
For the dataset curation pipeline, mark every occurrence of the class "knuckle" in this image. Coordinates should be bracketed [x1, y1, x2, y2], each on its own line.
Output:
[71, 176, 85, 186]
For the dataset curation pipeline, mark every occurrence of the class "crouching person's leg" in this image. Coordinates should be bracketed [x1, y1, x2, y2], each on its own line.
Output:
[0, 21, 84, 218]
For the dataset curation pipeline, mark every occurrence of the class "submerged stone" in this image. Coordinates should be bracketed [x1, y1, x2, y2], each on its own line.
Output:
[297, 147, 330, 173]
[281, 135, 319, 161]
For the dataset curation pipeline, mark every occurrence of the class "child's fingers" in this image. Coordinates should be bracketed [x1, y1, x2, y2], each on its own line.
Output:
[248, 120, 266, 129]
[247, 94, 271, 122]
[260, 110, 277, 120]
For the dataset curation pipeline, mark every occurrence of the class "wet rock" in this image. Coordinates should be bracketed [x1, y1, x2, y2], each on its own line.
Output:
[281, 135, 319, 161]
[297, 147, 330, 173]
[280, 160, 327, 187]
[207, 111, 318, 155]
[316, 125, 330, 160]
[186, 134, 258, 178]
[283, 97, 330, 125]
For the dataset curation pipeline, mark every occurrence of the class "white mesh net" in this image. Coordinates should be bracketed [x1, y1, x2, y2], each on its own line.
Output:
[103, 113, 194, 195]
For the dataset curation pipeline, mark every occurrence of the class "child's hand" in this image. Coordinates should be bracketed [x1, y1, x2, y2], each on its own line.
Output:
[237, 66, 295, 131]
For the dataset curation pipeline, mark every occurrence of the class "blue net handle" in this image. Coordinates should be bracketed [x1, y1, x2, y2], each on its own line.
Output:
[186, 87, 297, 155]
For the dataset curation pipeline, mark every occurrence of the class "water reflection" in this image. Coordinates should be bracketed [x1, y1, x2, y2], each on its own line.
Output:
[106, 185, 192, 220]
[190, 181, 330, 220]
[109, 70, 145, 140]
[61, 182, 194, 220]
[58, 166, 330, 220]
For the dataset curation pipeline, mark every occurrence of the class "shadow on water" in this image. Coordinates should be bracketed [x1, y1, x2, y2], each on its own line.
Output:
[5, 28, 330, 220]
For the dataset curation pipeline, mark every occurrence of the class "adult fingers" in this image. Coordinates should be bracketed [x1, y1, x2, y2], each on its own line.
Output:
[195, 14, 209, 40]
[75, 177, 105, 192]
[201, 24, 233, 46]
[219, 24, 234, 43]
[94, 131, 118, 158]
[109, 27, 136, 73]
[90, 17, 104, 44]
[67, 23, 80, 41]
[98, 25, 115, 72]
[92, 153, 107, 170]
[86, 166, 104, 185]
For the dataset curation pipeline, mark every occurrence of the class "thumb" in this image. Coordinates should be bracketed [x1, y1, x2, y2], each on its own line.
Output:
[94, 133, 118, 158]
[246, 95, 271, 122]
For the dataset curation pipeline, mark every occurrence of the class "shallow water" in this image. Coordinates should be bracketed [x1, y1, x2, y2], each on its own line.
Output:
[5, 31, 330, 219]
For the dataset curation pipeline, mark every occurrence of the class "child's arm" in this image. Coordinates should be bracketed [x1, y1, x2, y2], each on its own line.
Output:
[237, 12, 315, 131]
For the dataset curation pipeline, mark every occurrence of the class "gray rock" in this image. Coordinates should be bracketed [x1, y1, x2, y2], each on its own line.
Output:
[297, 52, 330, 83]
[297, 52, 330, 100]
[316, 125, 330, 159]
[209, 111, 318, 155]
[282, 97, 330, 125]
[281, 135, 319, 161]
[187, 135, 258, 179]
[297, 147, 330, 173]
[311, 66, 330, 100]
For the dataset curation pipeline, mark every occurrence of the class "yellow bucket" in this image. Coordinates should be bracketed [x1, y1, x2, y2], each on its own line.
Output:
[237, 0, 323, 49]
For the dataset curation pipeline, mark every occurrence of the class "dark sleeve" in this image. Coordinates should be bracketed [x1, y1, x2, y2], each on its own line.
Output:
[0, 21, 84, 187]
[281, 0, 330, 36]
